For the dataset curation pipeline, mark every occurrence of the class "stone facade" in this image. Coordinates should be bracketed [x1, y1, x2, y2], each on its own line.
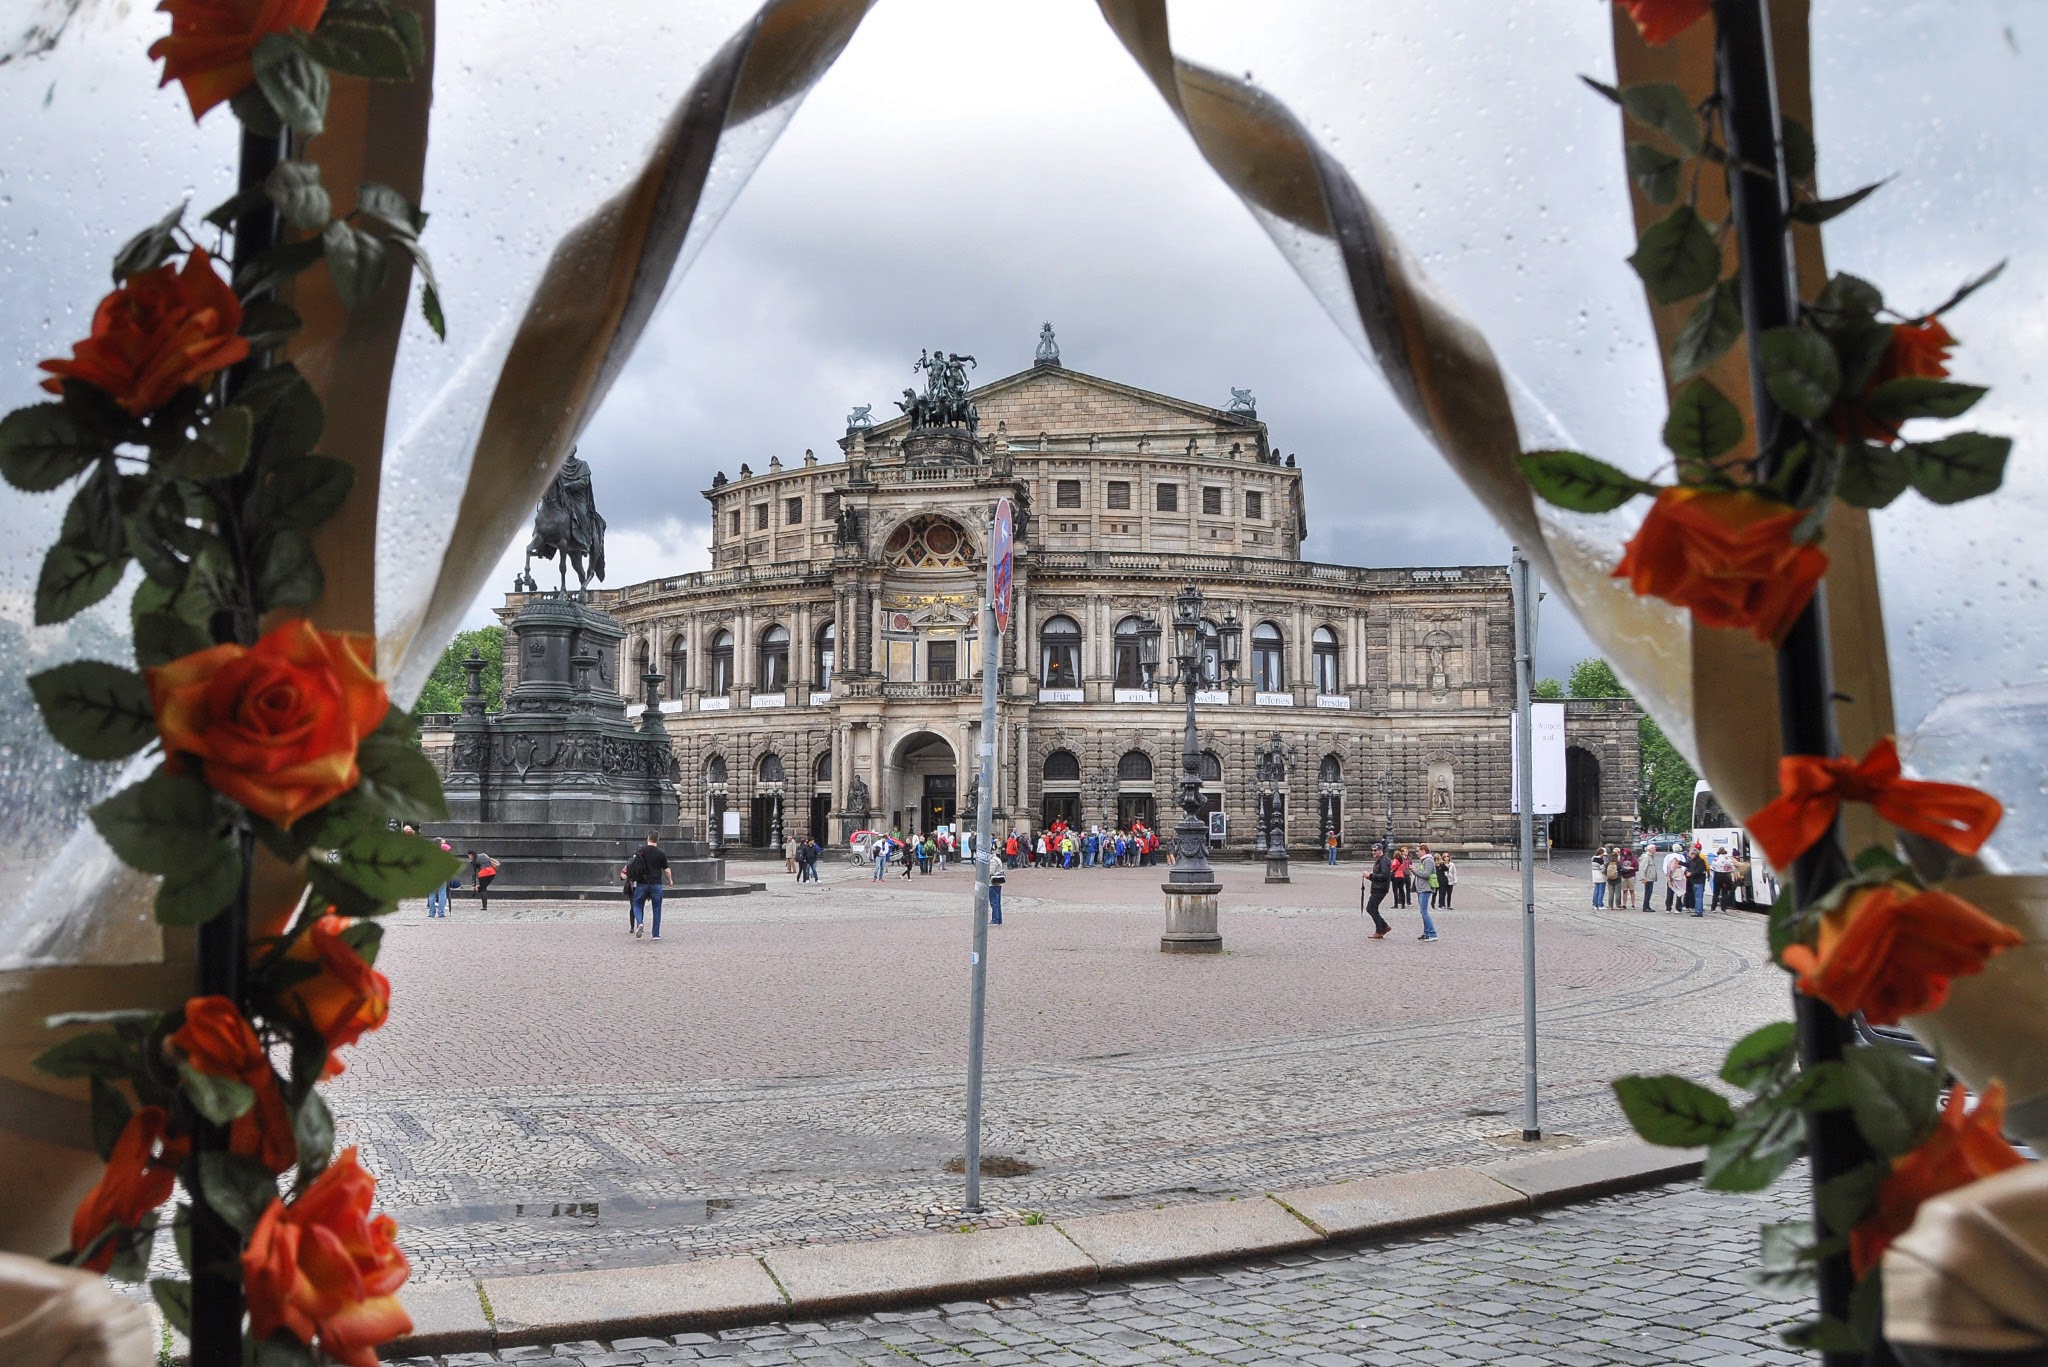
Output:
[425, 341, 1640, 853]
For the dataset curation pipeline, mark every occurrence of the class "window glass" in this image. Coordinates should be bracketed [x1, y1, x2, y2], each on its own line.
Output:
[1118, 750, 1153, 783]
[728, 509, 740, 535]
[1044, 750, 1081, 783]
[757, 624, 789, 690]
[1107, 481, 1131, 510]
[759, 753, 785, 784]
[1113, 615, 1150, 689]
[814, 621, 835, 689]
[1312, 624, 1340, 694]
[753, 504, 769, 531]
[1202, 486, 1224, 516]
[710, 629, 734, 694]
[1245, 491, 1263, 520]
[928, 639, 957, 682]
[1157, 483, 1179, 512]
[1056, 479, 1081, 509]
[785, 496, 803, 524]
[1252, 621, 1284, 693]
[1039, 615, 1081, 688]
[668, 640, 688, 698]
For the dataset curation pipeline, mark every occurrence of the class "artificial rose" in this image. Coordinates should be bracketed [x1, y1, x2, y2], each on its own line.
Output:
[1835, 317, 1958, 443]
[279, 914, 389, 1077]
[149, 0, 330, 120]
[169, 995, 296, 1172]
[1746, 735, 2003, 869]
[1850, 1082, 2026, 1276]
[1618, 0, 1711, 46]
[1610, 487, 1829, 645]
[147, 619, 389, 829]
[1781, 882, 2024, 1025]
[69, 1106, 189, 1272]
[37, 247, 248, 417]
[243, 1147, 411, 1367]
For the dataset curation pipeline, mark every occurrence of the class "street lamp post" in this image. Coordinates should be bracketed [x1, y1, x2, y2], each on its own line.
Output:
[1258, 731, 1292, 884]
[1137, 587, 1240, 953]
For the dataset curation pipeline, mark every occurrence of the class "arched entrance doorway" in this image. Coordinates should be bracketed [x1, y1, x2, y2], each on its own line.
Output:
[890, 730, 958, 836]
[1552, 745, 1602, 849]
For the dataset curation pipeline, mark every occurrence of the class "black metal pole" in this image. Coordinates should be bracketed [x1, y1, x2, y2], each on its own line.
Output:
[188, 122, 287, 1367]
[1712, 3, 1867, 1357]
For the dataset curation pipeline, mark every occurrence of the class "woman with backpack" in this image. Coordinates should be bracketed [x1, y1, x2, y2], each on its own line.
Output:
[1590, 847, 1609, 908]
[1615, 846, 1637, 908]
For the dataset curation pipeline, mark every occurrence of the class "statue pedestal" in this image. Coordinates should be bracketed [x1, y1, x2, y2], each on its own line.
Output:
[1160, 881, 1222, 954]
[1265, 855, 1292, 884]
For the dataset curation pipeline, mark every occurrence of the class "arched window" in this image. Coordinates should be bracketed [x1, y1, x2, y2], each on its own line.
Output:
[633, 639, 651, 685]
[1252, 621, 1284, 693]
[709, 629, 734, 694]
[1320, 753, 1343, 785]
[814, 751, 832, 782]
[1040, 615, 1081, 689]
[706, 755, 727, 785]
[668, 635, 687, 699]
[758, 753, 785, 784]
[757, 624, 789, 691]
[814, 621, 835, 689]
[1313, 625, 1340, 695]
[1117, 750, 1153, 783]
[1200, 750, 1223, 782]
[1199, 619, 1222, 686]
[1044, 749, 1081, 783]
[1113, 615, 1150, 690]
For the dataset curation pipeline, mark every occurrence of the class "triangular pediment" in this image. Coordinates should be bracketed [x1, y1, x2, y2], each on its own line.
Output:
[858, 363, 1262, 448]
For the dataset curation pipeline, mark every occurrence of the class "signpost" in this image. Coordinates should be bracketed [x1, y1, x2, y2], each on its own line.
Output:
[963, 498, 1012, 1211]
[1510, 548, 1542, 1142]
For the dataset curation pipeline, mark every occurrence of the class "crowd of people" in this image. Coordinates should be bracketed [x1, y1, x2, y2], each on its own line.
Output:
[1589, 840, 1751, 916]
[851, 818, 1168, 881]
[1360, 842, 1455, 941]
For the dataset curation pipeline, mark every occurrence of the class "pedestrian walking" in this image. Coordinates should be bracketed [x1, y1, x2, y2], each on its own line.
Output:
[1590, 847, 1608, 908]
[1324, 830, 1339, 866]
[783, 836, 797, 874]
[987, 856, 1005, 925]
[1639, 846, 1658, 911]
[1686, 843, 1709, 915]
[871, 835, 890, 881]
[426, 837, 454, 917]
[464, 850, 498, 909]
[1663, 849, 1685, 911]
[1616, 846, 1637, 908]
[1390, 848, 1410, 908]
[1413, 845, 1440, 941]
[1362, 843, 1393, 937]
[622, 832, 672, 938]
[1435, 852, 1456, 909]
[1711, 847, 1736, 911]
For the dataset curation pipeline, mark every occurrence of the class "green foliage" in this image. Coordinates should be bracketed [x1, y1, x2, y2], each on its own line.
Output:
[28, 660, 157, 761]
[412, 627, 505, 717]
[1517, 450, 1654, 513]
[1612, 1073, 1736, 1146]
[1662, 378, 1745, 462]
[1531, 677, 1563, 701]
[1565, 658, 1625, 699]
[1562, 657, 1696, 833]
[1629, 205, 1721, 305]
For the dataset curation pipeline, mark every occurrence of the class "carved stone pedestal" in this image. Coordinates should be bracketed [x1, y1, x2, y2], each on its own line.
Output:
[1265, 854, 1292, 884]
[1160, 881, 1222, 953]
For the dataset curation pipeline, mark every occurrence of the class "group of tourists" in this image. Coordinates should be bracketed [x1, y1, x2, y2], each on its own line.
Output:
[861, 828, 966, 880]
[1001, 820, 1162, 870]
[1361, 842, 1453, 942]
[1591, 840, 1750, 916]
[781, 835, 826, 882]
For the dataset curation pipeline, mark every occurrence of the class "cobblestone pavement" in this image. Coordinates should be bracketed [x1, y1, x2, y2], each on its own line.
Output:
[335, 859, 1786, 1282]
[388, 1176, 1810, 1365]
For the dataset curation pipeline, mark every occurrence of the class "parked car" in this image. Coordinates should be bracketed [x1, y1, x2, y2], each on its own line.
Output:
[1638, 833, 1687, 855]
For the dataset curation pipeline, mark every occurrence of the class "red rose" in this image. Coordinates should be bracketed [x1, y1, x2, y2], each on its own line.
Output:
[38, 247, 248, 417]
[1618, 0, 1711, 46]
[279, 914, 390, 1076]
[1850, 1082, 2026, 1276]
[1834, 318, 1958, 444]
[1611, 487, 1828, 645]
[149, 0, 330, 120]
[69, 1106, 189, 1272]
[1781, 883, 2024, 1026]
[168, 995, 297, 1172]
[243, 1147, 411, 1367]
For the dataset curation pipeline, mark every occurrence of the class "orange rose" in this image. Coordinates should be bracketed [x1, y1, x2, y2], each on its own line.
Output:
[243, 1147, 411, 1367]
[149, 0, 330, 120]
[37, 247, 248, 418]
[1850, 1082, 2026, 1276]
[1781, 882, 2024, 1026]
[1835, 317, 1958, 444]
[69, 1106, 189, 1272]
[1611, 487, 1829, 645]
[147, 619, 389, 829]
[169, 995, 297, 1172]
[280, 914, 390, 1077]
[1618, 0, 1711, 46]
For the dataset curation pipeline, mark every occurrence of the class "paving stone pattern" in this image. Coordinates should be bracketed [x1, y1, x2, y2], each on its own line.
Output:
[386, 1177, 1810, 1365]
[336, 859, 1786, 1281]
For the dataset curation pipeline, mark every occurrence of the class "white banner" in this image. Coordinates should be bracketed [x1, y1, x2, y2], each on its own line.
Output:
[1511, 701, 1568, 815]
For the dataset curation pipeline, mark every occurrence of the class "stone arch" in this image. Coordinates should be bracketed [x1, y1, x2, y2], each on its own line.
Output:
[1553, 745, 1602, 850]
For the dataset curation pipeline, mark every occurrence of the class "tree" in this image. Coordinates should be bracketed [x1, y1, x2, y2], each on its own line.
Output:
[411, 627, 505, 718]
[1532, 677, 1564, 700]
[1563, 656, 1699, 834]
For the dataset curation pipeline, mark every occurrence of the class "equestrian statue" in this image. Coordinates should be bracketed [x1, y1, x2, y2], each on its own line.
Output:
[523, 445, 608, 593]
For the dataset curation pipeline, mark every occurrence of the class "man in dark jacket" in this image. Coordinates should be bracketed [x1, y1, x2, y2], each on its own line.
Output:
[1363, 843, 1394, 938]
[623, 832, 673, 939]
[1685, 843, 1710, 917]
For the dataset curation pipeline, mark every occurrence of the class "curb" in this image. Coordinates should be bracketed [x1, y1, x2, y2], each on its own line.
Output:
[385, 1138, 1703, 1357]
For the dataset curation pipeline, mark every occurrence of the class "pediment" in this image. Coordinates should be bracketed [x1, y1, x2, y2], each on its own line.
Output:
[863, 364, 1259, 445]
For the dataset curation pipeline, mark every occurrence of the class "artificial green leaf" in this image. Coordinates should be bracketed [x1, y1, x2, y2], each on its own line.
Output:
[1845, 1044, 1941, 1157]
[1850, 1264, 1886, 1350]
[1816, 271, 1884, 324]
[420, 279, 446, 340]
[203, 185, 269, 232]
[110, 202, 187, 283]
[322, 220, 390, 310]
[1624, 143, 1682, 205]
[1781, 117, 1816, 183]
[293, 1088, 335, 1175]
[35, 538, 125, 626]
[1864, 377, 1987, 423]
[1720, 1021, 1796, 1091]
[355, 181, 424, 239]
[1924, 260, 2006, 320]
[32, 1031, 136, 1081]
[305, 13, 417, 79]
[315, 817, 464, 902]
[89, 767, 222, 876]
[1815, 1162, 1886, 1235]
[0, 403, 106, 492]
[236, 365, 325, 465]
[1783, 1317, 1864, 1353]
[1779, 1059, 1851, 1112]
[1831, 320, 1897, 395]
[250, 1336, 323, 1367]
[229, 83, 284, 137]
[1702, 1101, 1804, 1191]
[1759, 1219, 1817, 1275]
[89, 1076, 133, 1161]
[28, 660, 157, 761]
[304, 862, 394, 922]
[1618, 83, 1705, 155]
[1790, 178, 1887, 226]
[197, 1152, 280, 1235]
[263, 159, 331, 233]
[178, 1062, 256, 1125]
[1758, 326, 1841, 421]
[106, 1209, 157, 1283]
[1670, 276, 1743, 381]
[155, 846, 244, 927]
[1612, 1073, 1736, 1147]
[252, 31, 329, 137]
[240, 299, 305, 351]
[166, 405, 255, 479]
[337, 919, 383, 967]
[150, 1278, 192, 1336]
[1851, 845, 1911, 877]
[250, 453, 354, 530]
[73, 459, 129, 557]
[255, 530, 324, 611]
[356, 717, 450, 822]
[1661, 378, 1745, 461]
[1833, 442, 1908, 511]
[232, 236, 325, 301]
[1904, 433, 2011, 506]
[1629, 204, 1721, 305]
[1517, 449, 1656, 514]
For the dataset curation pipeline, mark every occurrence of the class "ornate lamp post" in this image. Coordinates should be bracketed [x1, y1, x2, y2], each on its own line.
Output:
[1142, 587, 1240, 952]
[1258, 731, 1294, 884]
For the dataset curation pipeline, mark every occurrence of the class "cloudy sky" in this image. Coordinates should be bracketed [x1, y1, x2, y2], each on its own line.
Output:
[4, 0, 2043, 731]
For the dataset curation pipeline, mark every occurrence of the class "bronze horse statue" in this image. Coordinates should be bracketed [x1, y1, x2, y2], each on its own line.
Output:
[523, 447, 607, 593]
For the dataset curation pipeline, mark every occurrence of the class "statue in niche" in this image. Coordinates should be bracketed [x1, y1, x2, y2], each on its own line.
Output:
[523, 446, 607, 592]
[846, 774, 871, 813]
[834, 502, 864, 550]
[1429, 762, 1454, 813]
